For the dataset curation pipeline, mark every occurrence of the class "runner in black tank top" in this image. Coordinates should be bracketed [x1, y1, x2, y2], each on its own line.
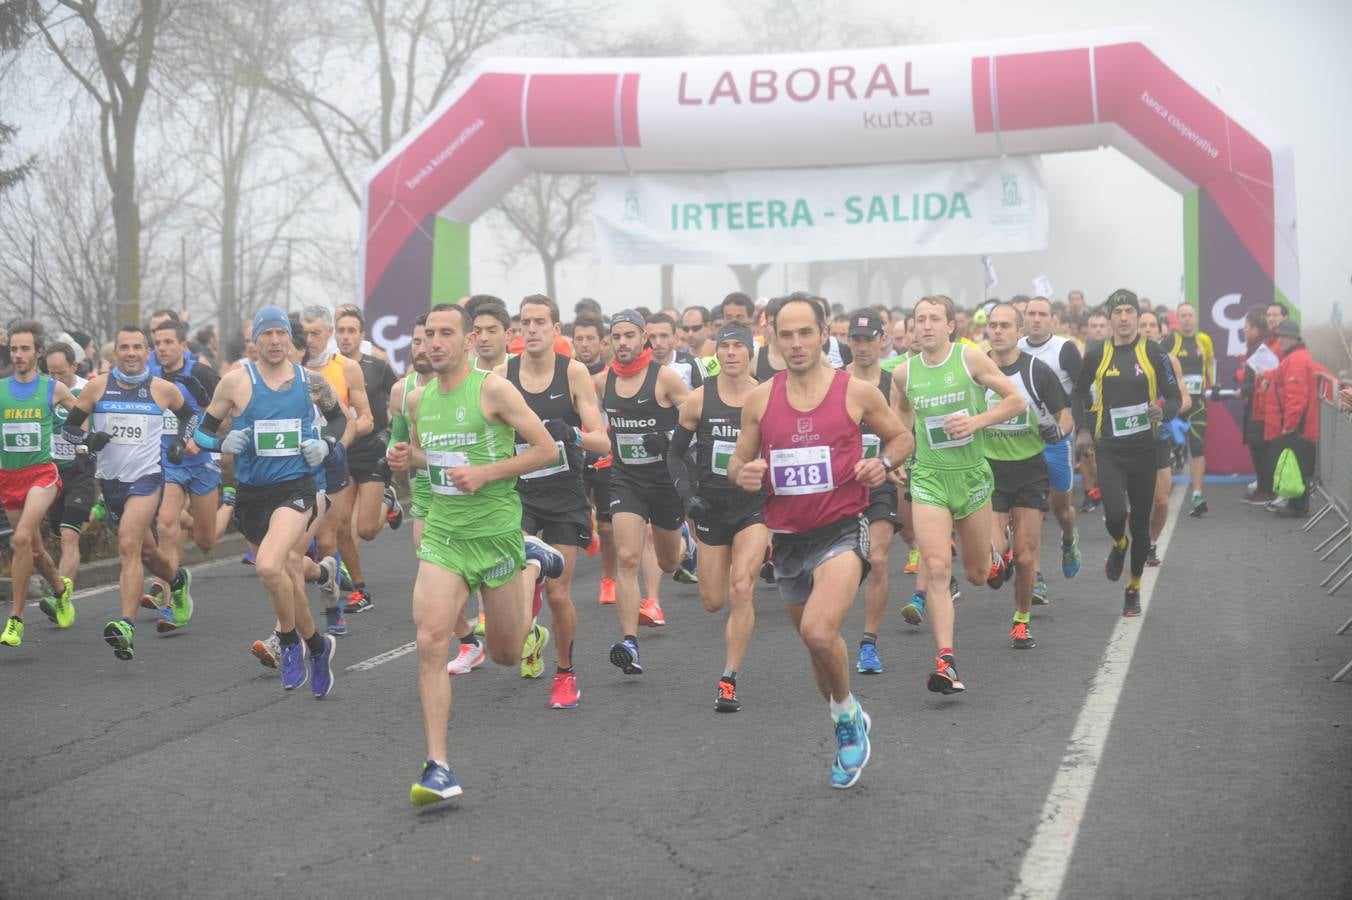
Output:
[593, 309, 690, 677]
[509, 295, 613, 707]
[844, 310, 903, 675]
[666, 325, 768, 711]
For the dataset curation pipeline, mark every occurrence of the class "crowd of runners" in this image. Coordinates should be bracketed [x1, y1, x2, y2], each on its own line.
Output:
[1, 285, 1293, 802]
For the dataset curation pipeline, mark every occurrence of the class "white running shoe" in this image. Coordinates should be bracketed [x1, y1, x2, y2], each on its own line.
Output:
[446, 640, 486, 675]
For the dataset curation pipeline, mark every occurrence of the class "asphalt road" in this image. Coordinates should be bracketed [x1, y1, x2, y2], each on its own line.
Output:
[2, 487, 1350, 899]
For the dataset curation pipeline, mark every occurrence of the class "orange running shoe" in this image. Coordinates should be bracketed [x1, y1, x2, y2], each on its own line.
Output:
[638, 597, 666, 627]
[548, 671, 580, 709]
[902, 548, 919, 575]
[1009, 621, 1036, 650]
[598, 577, 616, 605]
[586, 520, 600, 557]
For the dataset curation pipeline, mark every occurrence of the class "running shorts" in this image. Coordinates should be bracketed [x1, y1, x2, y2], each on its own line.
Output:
[48, 459, 95, 532]
[1041, 434, 1074, 493]
[1154, 438, 1172, 470]
[989, 454, 1050, 513]
[316, 441, 350, 494]
[0, 461, 60, 511]
[417, 524, 525, 592]
[164, 459, 222, 496]
[521, 500, 592, 549]
[585, 463, 612, 524]
[608, 472, 683, 531]
[693, 496, 764, 547]
[908, 461, 994, 521]
[1183, 402, 1208, 457]
[99, 472, 162, 524]
[347, 436, 390, 485]
[770, 515, 870, 606]
[864, 483, 899, 528]
[235, 475, 318, 546]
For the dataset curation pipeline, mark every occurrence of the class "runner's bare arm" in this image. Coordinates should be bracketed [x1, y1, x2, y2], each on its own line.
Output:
[676, 385, 704, 431]
[50, 381, 75, 412]
[569, 358, 610, 456]
[340, 357, 373, 444]
[656, 366, 690, 409]
[387, 383, 424, 473]
[727, 381, 770, 492]
[460, 374, 555, 491]
[890, 365, 914, 431]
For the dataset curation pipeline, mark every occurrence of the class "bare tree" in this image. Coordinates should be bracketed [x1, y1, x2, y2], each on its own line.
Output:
[30, 0, 169, 327]
[492, 173, 594, 300]
[0, 1, 35, 194]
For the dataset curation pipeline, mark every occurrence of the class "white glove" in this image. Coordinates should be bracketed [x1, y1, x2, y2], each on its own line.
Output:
[301, 437, 331, 467]
[221, 428, 251, 455]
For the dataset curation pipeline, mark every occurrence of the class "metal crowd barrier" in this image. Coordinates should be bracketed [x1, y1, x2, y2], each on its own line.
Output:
[1306, 373, 1352, 682]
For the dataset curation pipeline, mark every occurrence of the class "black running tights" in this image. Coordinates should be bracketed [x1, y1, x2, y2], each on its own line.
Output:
[1096, 444, 1156, 577]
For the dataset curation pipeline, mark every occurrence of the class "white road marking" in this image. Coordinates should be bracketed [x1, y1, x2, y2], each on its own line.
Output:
[25, 556, 240, 608]
[1011, 484, 1183, 900]
[346, 641, 417, 671]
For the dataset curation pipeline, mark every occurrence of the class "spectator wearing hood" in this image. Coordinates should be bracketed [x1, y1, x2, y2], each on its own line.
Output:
[1263, 318, 1318, 517]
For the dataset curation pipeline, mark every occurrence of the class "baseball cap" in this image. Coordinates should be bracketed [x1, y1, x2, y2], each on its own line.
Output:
[610, 309, 646, 333]
[1276, 318, 1301, 339]
[847, 310, 884, 338]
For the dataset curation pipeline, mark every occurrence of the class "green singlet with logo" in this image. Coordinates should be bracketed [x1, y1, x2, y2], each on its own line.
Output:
[982, 388, 1042, 461]
[414, 368, 525, 590]
[392, 372, 432, 519]
[904, 344, 993, 519]
[0, 375, 54, 469]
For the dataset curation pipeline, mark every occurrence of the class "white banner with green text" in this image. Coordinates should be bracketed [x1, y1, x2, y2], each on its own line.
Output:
[592, 156, 1048, 264]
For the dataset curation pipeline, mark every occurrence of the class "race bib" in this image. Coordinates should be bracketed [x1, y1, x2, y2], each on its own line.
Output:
[615, 432, 660, 465]
[1183, 374, 1204, 394]
[427, 449, 469, 495]
[860, 433, 882, 459]
[924, 413, 973, 450]
[105, 413, 148, 446]
[162, 408, 181, 433]
[51, 431, 76, 462]
[255, 418, 302, 457]
[711, 439, 737, 476]
[1110, 402, 1151, 437]
[517, 440, 568, 480]
[769, 445, 834, 496]
[2, 421, 41, 454]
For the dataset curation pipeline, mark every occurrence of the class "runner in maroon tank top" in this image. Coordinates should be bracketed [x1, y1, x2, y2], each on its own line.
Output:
[729, 293, 913, 790]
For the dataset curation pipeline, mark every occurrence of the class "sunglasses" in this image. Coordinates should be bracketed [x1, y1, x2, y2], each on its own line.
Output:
[680, 324, 705, 332]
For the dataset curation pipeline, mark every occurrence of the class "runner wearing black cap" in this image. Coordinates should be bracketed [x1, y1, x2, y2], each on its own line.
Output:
[1073, 290, 1182, 616]
[843, 309, 903, 674]
[666, 324, 766, 711]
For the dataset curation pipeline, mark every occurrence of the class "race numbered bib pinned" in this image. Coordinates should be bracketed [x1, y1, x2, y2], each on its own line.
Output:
[1183, 374, 1205, 395]
[105, 413, 149, 446]
[2, 421, 41, 454]
[711, 439, 737, 476]
[254, 418, 302, 456]
[51, 431, 76, 462]
[516, 440, 569, 480]
[163, 408, 181, 434]
[1109, 402, 1151, 437]
[860, 433, 882, 459]
[615, 432, 660, 465]
[427, 449, 469, 495]
[769, 445, 834, 496]
[924, 413, 973, 450]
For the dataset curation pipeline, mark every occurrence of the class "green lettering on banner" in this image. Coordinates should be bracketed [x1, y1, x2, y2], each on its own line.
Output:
[727, 202, 744, 230]
[791, 199, 813, 226]
[747, 200, 764, 229]
[844, 196, 862, 224]
[768, 200, 788, 228]
[924, 193, 947, 219]
[683, 204, 701, 230]
[867, 196, 887, 223]
[950, 192, 971, 219]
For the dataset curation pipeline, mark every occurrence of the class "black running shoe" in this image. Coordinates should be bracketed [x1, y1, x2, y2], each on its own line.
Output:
[1123, 587, 1142, 617]
[1188, 498, 1208, 518]
[1105, 543, 1127, 582]
[1145, 544, 1161, 567]
[926, 653, 965, 694]
[715, 677, 740, 713]
[1009, 621, 1036, 649]
[760, 560, 775, 585]
[949, 575, 962, 603]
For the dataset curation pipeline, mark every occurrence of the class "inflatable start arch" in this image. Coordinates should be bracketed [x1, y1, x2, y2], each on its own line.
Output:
[360, 28, 1296, 473]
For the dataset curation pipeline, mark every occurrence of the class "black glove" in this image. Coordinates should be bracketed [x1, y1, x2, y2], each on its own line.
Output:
[642, 431, 670, 455]
[1038, 423, 1062, 445]
[165, 438, 186, 465]
[375, 427, 391, 446]
[685, 495, 710, 520]
[86, 431, 112, 452]
[545, 418, 576, 445]
[373, 455, 392, 482]
[1209, 386, 1223, 402]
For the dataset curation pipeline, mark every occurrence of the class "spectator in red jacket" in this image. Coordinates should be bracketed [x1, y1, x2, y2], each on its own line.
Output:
[1264, 318, 1318, 516]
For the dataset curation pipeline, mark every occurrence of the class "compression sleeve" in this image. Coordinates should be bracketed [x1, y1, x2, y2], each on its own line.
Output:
[1072, 342, 1101, 434]
[1059, 340, 1083, 384]
[1154, 344, 1183, 422]
[322, 401, 347, 441]
[666, 424, 696, 506]
[62, 406, 91, 445]
[192, 412, 225, 451]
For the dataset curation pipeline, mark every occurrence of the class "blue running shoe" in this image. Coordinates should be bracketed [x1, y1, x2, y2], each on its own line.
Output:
[310, 634, 336, 698]
[856, 642, 883, 674]
[1061, 530, 1082, 579]
[830, 706, 872, 789]
[1032, 572, 1049, 605]
[241, 549, 255, 566]
[900, 592, 926, 626]
[325, 604, 347, 637]
[280, 639, 308, 691]
[524, 535, 564, 581]
[410, 760, 463, 807]
[673, 522, 699, 584]
[609, 637, 642, 675]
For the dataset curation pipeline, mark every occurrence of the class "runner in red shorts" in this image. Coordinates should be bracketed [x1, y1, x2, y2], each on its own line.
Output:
[1, 321, 79, 648]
